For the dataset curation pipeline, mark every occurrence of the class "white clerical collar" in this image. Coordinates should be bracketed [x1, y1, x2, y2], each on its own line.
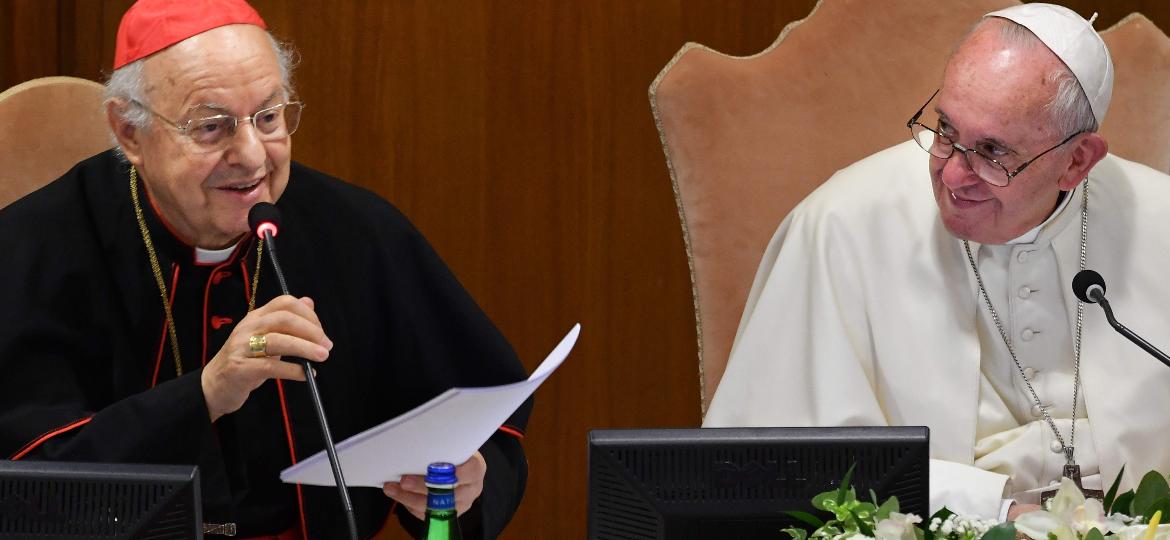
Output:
[195, 245, 236, 264]
[1006, 189, 1075, 245]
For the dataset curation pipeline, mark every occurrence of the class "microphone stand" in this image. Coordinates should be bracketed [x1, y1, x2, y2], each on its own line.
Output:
[261, 232, 360, 540]
[1092, 292, 1170, 369]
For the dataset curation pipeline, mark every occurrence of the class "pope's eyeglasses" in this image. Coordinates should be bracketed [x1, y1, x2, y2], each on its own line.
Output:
[906, 89, 1083, 187]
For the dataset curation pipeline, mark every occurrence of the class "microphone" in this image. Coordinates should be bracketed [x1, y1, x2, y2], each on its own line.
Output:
[248, 203, 288, 293]
[248, 203, 359, 540]
[1071, 270, 1106, 304]
[1072, 269, 1170, 369]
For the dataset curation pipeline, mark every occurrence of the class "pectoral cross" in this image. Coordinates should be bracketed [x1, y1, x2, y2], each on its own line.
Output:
[1040, 462, 1104, 504]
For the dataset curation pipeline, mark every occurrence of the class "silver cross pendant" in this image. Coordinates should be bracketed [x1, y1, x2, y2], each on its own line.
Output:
[1040, 464, 1104, 503]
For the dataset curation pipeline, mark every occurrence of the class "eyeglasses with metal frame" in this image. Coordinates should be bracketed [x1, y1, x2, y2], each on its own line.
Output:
[130, 99, 304, 153]
[906, 89, 1084, 187]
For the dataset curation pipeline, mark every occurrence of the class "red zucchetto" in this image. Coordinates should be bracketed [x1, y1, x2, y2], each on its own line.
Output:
[113, 0, 267, 69]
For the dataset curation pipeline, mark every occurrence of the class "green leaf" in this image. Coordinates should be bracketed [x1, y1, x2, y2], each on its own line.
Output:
[1114, 491, 1136, 517]
[876, 495, 900, 520]
[1084, 528, 1106, 540]
[837, 463, 858, 505]
[870, 488, 880, 505]
[1147, 496, 1170, 522]
[1133, 470, 1170, 518]
[812, 491, 833, 511]
[850, 509, 874, 537]
[929, 507, 953, 521]
[1105, 465, 1126, 514]
[813, 522, 844, 540]
[842, 487, 859, 506]
[981, 522, 1016, 540]
[816, 520, 840, 532]
[786, 510, 826, 529]
[782, 526, 810, 540]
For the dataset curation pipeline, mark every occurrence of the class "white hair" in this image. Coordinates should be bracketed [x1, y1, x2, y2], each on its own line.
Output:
[104, 32, 298, 149]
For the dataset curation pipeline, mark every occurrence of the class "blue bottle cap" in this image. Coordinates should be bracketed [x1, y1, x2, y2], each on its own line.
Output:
[425, 462, 458, 487]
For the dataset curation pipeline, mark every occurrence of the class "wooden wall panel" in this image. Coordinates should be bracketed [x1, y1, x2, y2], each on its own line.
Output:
[1, 1, 59, 86]
[3, 1, 1170, 537]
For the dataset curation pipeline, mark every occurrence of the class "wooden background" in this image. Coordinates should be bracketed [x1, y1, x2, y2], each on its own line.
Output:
[3, 1, 1168, 537]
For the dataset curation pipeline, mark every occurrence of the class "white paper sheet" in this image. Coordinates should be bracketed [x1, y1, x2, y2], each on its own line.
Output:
[279, 323, 580, 488]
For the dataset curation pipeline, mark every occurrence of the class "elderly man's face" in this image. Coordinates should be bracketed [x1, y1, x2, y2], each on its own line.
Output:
[125, 24, 291, 249]
[929, 23, 1085, 245]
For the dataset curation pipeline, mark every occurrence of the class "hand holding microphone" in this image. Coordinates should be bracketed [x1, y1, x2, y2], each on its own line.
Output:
[247, 202, 360, 540]
[201, 206, 334, 422]
[201, 295, 331, 422]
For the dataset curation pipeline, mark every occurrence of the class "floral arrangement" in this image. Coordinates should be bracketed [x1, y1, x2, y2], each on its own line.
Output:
[782, 465, 1170, 540]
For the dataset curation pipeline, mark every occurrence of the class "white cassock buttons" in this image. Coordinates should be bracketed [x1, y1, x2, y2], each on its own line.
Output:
[1023, 367, 1037, 378]
[1050, 440, 1064, 454]
[1031, 404, 1044, 418]
[1021, 328, 1036, 341]
[1017, 251, 1031, 263]
[1018, 286, 1033, 299]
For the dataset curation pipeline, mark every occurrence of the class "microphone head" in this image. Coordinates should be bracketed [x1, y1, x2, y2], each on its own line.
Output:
[248, 202, 281, 238]
[1072, 269, 1106, 303]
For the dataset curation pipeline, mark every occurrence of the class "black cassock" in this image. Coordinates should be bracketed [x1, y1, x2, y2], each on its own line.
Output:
[0, 150, 531, 538]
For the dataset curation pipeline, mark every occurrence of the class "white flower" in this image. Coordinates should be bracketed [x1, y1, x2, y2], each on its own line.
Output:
[930, 513, 998, 540]
[1113, 524, 1170, 540]
[875, 512, 922, 540]
[1016, 509, 1073, 540]
[1071, 497, 1129, 535]
[1015, 478, 1130, 540]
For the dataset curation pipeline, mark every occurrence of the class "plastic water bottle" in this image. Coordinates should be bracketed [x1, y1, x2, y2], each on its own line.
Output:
[419, 462, 462, 539]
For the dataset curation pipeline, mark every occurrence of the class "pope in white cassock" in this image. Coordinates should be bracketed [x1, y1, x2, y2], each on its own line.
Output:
[702, 3, 1170, 522]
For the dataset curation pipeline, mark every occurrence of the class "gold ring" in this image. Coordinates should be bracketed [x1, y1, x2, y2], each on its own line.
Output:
[248, 334, 268, 357]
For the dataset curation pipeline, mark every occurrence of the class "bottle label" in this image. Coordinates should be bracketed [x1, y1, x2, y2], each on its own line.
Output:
[427, 492, 455, 511]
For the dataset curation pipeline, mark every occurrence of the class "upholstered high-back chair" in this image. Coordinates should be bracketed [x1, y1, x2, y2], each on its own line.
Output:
[0, 76, 111, 209]
[650, 0, 1170, 416]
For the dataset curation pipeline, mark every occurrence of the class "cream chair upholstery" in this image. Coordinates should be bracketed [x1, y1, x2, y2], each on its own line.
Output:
[650, 0, 1170, 416]
[0, 76, 111, 209]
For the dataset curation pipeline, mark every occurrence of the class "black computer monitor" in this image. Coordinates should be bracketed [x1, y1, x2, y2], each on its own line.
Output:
[0, 461, 202, 539]
[587, 426, 929, 540]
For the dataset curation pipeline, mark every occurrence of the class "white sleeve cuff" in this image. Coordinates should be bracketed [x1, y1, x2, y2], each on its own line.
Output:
[998, 498, 1016, 522]
[929, 459, 1010, 520]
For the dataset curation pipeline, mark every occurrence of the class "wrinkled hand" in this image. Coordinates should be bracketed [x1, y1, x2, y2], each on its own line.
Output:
[383, 452, 486, 520]
[201, 295, 332, 422]
[1008, 502, 1042, 521]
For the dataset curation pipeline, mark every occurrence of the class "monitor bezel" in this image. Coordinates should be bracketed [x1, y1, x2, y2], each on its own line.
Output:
[0, 460, 203, 539]
[587, 426, 930, 540]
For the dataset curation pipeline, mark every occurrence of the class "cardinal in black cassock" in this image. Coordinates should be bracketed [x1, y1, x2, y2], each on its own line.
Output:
[0, 1, 531, 536]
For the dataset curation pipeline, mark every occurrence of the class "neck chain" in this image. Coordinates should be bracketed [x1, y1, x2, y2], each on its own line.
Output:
[962, 183, 1088, 468]
[129, 166, 263, 378]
